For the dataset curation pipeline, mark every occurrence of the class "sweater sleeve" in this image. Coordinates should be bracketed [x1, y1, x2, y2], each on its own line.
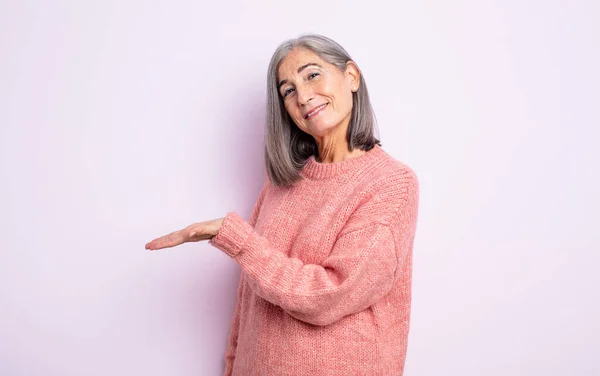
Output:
[210, 174, 419, 327]
[222, 178, 268, 375]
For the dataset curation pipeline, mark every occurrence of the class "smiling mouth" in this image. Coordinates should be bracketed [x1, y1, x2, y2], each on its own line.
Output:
[305, 103, 328, 119]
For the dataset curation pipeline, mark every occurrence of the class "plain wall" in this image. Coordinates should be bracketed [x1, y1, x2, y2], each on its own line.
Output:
[1, 0, 599, 375]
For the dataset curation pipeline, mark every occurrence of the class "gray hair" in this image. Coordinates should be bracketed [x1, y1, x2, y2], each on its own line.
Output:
[265, 34, 381, 187]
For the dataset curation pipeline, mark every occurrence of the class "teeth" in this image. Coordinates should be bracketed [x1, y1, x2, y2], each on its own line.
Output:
[307, 104, 326, 118]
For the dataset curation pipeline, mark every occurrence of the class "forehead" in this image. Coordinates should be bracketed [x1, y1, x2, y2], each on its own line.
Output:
[277, 48, 327, 79]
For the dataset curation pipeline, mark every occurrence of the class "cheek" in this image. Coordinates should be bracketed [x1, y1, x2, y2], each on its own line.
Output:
[323, 80, 350, 110]
[283, 100, 293, 114]
[284, 102, 305, 124]
[336, 84, 353, 111]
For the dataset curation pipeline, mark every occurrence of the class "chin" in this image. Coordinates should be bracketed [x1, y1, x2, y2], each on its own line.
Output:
[297, 115, 339, 133]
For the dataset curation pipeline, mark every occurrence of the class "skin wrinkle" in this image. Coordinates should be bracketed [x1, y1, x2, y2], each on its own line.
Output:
[277, 47, 362, 164]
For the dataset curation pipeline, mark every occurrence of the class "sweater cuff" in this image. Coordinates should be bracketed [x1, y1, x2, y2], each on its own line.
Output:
[209, 211, 254, 258]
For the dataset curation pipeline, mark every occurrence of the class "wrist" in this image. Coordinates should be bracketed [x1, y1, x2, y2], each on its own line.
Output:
[211, 217, 226, 237]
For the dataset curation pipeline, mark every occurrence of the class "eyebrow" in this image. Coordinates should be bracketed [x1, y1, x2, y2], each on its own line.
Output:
[277, 62, 323, 90]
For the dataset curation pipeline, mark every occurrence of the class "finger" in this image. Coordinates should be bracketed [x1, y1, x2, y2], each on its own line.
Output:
[146, 231, 184, 250]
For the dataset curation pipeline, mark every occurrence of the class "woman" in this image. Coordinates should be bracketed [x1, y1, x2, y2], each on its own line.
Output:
[145, 34, 419, 376]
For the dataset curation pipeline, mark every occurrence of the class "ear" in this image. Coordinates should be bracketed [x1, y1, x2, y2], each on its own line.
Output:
[344, 61, 361, 90]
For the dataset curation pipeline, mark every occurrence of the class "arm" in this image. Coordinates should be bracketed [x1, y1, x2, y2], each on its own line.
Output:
[221, 177, 268, 376]
[210, 172, 419, 327]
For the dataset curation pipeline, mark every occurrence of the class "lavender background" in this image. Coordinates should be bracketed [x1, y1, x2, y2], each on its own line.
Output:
[1, 0, 598, 375]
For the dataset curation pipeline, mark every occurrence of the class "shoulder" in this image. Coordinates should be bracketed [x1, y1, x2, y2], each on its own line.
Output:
[361, 150, 418, 202]
[374, 155, 418, 191]
[349, 151, 419, 227]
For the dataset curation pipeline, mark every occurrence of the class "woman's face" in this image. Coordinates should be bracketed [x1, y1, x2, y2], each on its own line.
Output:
[277, 48, 360, 140]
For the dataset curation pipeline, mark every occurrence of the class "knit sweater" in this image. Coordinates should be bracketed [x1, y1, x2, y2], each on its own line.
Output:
[209, 144, 419, 376]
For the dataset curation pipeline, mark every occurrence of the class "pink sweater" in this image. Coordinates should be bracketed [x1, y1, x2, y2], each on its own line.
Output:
[209, 144, 419, 376]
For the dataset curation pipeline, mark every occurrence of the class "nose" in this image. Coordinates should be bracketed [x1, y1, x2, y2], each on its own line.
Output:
[296, 83, 314, 106]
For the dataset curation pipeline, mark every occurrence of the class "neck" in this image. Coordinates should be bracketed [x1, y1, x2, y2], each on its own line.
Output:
[315, 142, 366, 164]
[314, 118, 361, 163]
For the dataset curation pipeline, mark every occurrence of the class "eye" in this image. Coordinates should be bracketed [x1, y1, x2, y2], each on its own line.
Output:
[282, 87, 295, 98]
[308, 72, 320, 79]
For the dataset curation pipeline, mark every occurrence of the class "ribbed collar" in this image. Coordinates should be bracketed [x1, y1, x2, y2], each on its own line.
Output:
[300, 144, 385, 180]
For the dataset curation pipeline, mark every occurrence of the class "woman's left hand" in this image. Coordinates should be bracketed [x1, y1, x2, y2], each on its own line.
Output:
[145, 217, 225, 251]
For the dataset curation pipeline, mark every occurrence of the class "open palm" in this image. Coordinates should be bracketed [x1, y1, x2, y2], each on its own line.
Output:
[145, 218, 224, 251]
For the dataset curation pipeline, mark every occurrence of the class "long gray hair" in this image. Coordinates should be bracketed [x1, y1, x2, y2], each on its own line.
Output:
[265, 34, 381, 187]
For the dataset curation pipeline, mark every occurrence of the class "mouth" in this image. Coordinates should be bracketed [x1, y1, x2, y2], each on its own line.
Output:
[304, 103, 328, 119]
